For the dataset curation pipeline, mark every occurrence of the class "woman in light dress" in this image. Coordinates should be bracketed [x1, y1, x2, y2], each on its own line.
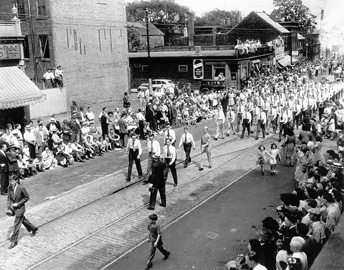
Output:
[269, 143, 280, 175]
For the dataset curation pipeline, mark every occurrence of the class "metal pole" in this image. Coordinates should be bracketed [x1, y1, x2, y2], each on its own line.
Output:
[145, 9, 152, 95]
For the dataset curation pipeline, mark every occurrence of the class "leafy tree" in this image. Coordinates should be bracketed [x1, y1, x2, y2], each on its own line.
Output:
[272, 0, 317, 32]
[126, 0, 193, 24]
[195, 9, 243, 26]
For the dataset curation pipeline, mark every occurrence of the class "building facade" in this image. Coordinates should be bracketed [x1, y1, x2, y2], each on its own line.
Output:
[0, 0, 129, 105]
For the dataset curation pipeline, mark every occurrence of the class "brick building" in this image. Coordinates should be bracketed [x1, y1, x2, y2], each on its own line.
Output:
[0, 0, 129, 106]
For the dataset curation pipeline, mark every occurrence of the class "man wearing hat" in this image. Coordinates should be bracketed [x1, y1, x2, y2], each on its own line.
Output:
[145, 213, 170, 269]
[46, 116, 61, 135]
[307, 207, 328, 245]
[147, 153, 167, 210]
[143, 132, 160, 185]
[6, 144, 20, 181]
[0, 142, 9, 195]
[7, 175, 38, 249]
[125, 132, 143, 182]
[23, 124, 36, 159]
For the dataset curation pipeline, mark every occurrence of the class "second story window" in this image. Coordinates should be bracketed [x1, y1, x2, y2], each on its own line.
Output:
[38, 35, 50, 59]
[17, 0, 26, 18]
[37, 0, 46, 16]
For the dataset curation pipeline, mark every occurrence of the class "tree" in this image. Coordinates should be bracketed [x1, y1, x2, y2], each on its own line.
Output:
[195, 9, 243, 26]
[126, 0, 193, 24]
[272, 0, 317, 32]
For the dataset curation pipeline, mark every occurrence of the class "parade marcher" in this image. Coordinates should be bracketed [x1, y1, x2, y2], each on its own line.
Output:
[143, 133, 161, 185]
[147, 154, 167, 210]
[226, 106, 236, 136]
[163, 138, 177, 187]
[0, 142, 9, 195]
[214, 105, 225, 140]
[199, 126, 212, 171]
[6, 175, 38, 249]
[163, 124, 176, 146]
[125, 132, 143, 182]
[241, 107, 252, 138]
[145, 213, 170, 270]
[255, 106, 266, 140]
[178, 126, 195, 168]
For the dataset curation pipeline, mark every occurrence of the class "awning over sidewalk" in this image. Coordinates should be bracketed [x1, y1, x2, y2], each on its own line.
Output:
[277, 55, 298, 67]
[0, 66, 45, 110]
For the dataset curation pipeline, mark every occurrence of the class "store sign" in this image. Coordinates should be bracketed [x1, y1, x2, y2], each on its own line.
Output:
[0, 44, 21, 60]
[193, 59, 204, 79]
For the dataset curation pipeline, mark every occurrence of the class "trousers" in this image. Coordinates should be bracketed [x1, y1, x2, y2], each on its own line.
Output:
[148, 186, 166, 208]
[11, 214, 36, 243]
[164, 158, 178, 185]
[127, 149, 142, 180]
[147, 238, 169, 267]
[183, 142, 192, 165]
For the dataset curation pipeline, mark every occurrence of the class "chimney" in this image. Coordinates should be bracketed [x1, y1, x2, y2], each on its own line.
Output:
[188, 13, 194, 47]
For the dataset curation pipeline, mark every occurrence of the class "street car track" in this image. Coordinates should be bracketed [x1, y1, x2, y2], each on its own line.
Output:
[25, 137, 275, 270]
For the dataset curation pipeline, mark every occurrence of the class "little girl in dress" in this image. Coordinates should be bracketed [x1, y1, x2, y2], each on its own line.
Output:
[257, 145, 271, 176]
[269, 143, 280, 175]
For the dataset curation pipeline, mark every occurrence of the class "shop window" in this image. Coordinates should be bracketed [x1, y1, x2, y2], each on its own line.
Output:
[37, 0, 46, 16]
[38, 35, 50, 59]
[178, 65, 188, 72]
[23, 36, 30, 58]
[17, 0, 26, 19]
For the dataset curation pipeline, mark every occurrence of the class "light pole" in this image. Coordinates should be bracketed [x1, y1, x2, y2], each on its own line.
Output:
[145, 8, 152, 95]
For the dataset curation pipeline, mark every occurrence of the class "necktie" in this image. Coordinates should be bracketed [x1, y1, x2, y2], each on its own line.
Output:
[132, 139, 135, 150]
[185, 134, 188, 143]
[167, 146, 171, 157]
[167, 129, 170, 138]
[150, 140, 153, 153]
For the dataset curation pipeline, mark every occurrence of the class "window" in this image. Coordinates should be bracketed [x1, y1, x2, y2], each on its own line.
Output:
[38, 35, 50, 58]
[17, 0, 26, 19]
[23, 36, 30, 58]
[178, 65, 188, 72]
[37, 0, 46, 16]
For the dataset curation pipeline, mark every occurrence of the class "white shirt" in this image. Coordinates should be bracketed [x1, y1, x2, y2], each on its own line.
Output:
[126, 138, 142, 156]
[215, 109, 225, 124]
[163, 145, 176, 164]
[164, 128, 176, 145]
[86, 111, 95, 121]
[226, 111, 236, 123]
[242, 111, 252, 123]
[147, 139, 161, 156]
[257, 110, 267, 125]
[179, 132, 195, 148]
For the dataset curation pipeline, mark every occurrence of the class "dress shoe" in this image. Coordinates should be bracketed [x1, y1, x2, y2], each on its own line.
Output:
[163, 251, 171, 260]
[31, 228, 38, 236]
[255, 137, 258, 140]
[8, 241, 17, 249]
[214, 138, 217, 141]
[147, 207, 155, 210]
[145, 263, 153, 270]
[142, 181, 148, 185]
[173, 183, 177, 187]
[1, 192, 8, 196]
[240, 136, 244, 139]
[184, 164, 187, 168]
[199, 168, 204, 171]
[209, 165, 212, 168]
[125, 179, 130, 182]
[159, 203, 166, 207]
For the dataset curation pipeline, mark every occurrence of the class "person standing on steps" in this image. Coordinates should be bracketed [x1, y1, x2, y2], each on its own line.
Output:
[125, 132, 143, 182]
[145, 213, 170, 270]
[199, 126, 212, 171]
[147, 154, 167, 210]
[163, 138, 177, 187]
[178, 126, 195, 168]
[142, 133, 160, 185]
[6, 175, 38, 249]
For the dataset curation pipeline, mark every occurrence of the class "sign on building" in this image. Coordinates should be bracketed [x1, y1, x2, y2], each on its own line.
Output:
[0, 44, 21, 60]
[193, 59, 203, 79]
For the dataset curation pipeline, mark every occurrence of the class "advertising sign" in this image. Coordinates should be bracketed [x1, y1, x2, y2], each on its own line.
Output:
[193, 59, 203, 79]
[0, 44, 21, 60]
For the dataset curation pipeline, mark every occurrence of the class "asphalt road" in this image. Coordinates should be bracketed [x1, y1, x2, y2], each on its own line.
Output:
[106, 162, 295, 270]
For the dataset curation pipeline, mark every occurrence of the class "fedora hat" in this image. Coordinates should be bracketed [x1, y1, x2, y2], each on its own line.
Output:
[5, 208, 14, 217]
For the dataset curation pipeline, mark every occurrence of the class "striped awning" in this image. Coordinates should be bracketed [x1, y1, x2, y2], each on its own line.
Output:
[0, 66, 45, 110]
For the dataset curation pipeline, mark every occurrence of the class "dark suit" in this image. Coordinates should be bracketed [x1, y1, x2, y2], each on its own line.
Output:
[6, 151, 19, 179]
[0, 150, 9, 194]
[7, 184, 37, 243]
[118, 118, 128, 147]
[148, 159, 167, 208]
[35, 129, 49, 156]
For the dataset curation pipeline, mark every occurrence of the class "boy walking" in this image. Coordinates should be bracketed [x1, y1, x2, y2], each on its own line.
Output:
[146, 213, 170, 269]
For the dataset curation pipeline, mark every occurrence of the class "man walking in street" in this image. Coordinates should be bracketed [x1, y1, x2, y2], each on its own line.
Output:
[255, 106, 266, 140]
[199, 126, 212, 171]
[145, 213, 170, 270]
[7, 175, 38, 249]
[178, 126, 195, 168]
[214, 105, 225, 140]
[147, 154, 167, 210]
[143, 133, 160, 185]
[163, 124, 176, 146]
[163, 138, 177, 187]
[241, 107, 252, 138]
[125, 132, 143, 182]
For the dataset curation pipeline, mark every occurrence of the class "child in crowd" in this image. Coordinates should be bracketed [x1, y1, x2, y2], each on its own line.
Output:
[269, 143, 280, 175]
[257, 145, 271, 176]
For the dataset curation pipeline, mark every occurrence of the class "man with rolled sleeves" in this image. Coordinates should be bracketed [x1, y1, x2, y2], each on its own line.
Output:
[199, 126, 212, 171]
[255, 106, 266, 140]
[241, 107, 252, 138]
[143, 133, 160, 185]
[163, 138, 177, 187]
[178, 126, 195, 168]
[145, 213, 170, 269]
[147, 154, 167, 210]
[0, 142, 9, 195]
[7, 175, 38, 249]
[125, 132, 143, 182]
[163, 124, 176, 146]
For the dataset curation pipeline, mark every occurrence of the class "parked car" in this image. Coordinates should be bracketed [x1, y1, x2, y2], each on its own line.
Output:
[137, 79, 175, 93]
[199, 79, 227, 93]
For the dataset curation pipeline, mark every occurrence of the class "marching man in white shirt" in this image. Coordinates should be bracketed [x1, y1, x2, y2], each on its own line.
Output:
[214, 105, 225, 140]
[163, 138, 178, 187]
[226, 106, 236, 136]
[163, 124, 176, 146]
[142, 132, 160, 185]
[125, 132, 143, 182]
[255, 106, 267, 140]
[178, 126, 195, 168]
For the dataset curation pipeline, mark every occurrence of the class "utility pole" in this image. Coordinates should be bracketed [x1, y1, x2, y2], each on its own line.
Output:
[145, 8, 152, 95]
